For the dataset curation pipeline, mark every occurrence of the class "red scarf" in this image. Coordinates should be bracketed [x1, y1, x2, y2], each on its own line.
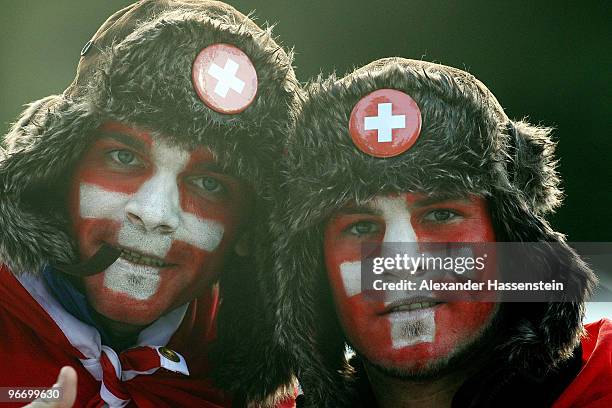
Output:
[0, 265, 232, 407]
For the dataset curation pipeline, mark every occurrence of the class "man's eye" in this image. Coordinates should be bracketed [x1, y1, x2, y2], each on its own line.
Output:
[348, 221, 381, 236]
[190, 176, 225, 194]
[423, 209, 459, 223]
[108, 150, 142, 167]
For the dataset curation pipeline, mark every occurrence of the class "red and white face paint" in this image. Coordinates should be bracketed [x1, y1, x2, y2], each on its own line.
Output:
[324, 193, 497, 372]
[69, 122, 250, 325]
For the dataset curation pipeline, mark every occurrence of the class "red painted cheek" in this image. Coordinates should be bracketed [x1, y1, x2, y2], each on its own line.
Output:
[179, 149, 248, 236]
[408, 195, 496, 243]
[72, 219, 121, 258]
[179, 189, 240, 231]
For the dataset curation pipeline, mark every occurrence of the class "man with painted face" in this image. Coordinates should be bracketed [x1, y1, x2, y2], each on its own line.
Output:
[262, 58, 611, 407]
[0, 1, 300, 407]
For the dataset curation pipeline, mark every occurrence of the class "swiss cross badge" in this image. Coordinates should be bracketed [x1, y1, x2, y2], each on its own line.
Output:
[192, 43, 258, 114]
[348, 89, 422, 158]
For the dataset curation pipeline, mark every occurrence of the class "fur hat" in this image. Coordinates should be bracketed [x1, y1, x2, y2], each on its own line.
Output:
[0, 0, 301, 403]
[266, 58, 596, 406]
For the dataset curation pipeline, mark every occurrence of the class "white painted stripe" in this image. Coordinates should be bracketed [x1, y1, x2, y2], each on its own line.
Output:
[79, 183, 128, 220]
[116, 222, 172, 258]
[102, 258, 161, 301]
[80, 183, 225, 254]
[389, 307, 435, 349]
[370, 196, 417, 243]
[340, 261, 362, 297]
[175, 211, 224, 252]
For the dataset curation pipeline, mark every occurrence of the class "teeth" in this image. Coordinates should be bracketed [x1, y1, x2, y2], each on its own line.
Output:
[393, 302, 439, 312]
[119, 248, 168, 267]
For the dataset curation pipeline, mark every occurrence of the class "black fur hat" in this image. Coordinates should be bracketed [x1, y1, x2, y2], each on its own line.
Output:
[0, 0, 300, 404]
[267, 58, 596, 406]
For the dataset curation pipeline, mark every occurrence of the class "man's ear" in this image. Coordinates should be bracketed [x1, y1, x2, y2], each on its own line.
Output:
[234, 232, 250, 257]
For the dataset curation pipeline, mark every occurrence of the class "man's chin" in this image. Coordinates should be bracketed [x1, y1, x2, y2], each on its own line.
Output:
[92, 303, 162, 330]
[364, 351, 460, 381]
[357, 310, 503, 381]
[89, 295, 170, 326]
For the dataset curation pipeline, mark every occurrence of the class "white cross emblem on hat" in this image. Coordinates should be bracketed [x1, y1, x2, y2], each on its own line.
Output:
[207, 58, 246, 98]
[364, 103, 407, 143]
[349, 89, 422, 158]
[192, 43, 258, 114]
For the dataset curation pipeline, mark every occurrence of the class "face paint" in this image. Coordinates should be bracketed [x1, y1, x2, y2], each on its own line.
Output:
[69, 122, 250, 325]
[324, 193, 497, 372]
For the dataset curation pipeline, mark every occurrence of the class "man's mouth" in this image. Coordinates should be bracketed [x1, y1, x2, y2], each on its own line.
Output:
[111, 245, 173, 268]
[381, 298, 444, 314]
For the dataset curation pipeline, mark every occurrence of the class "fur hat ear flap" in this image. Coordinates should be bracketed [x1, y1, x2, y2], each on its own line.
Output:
[3, 96, 58, 154]
[506, 120, 562, 214]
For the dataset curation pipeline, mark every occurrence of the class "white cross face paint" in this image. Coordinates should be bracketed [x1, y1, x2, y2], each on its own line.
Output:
[78, 141, 225, 299]
[103, 258, 160, 301]
[69, 122, 249, 325]
[336, 196, 435, 349]
[324, 193, 498, 371]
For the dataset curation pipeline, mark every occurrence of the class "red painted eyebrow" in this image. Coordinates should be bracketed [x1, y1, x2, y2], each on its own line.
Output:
[336, 195, 472, 215]
[410, 196, 472, 208]
[98, 122, 153, 150]
[183, 148, 225, 174]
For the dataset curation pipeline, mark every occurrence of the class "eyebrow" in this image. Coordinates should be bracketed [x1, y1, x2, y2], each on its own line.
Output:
[411, 195, 472, 208]
[336, 205, 382, 216]
[337, 195, 472, 215]
[185, 161, 225, 174]
[98, 131, 148, 152]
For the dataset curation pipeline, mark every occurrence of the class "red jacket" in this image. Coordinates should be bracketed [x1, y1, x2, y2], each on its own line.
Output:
[553, 318, 612, 408]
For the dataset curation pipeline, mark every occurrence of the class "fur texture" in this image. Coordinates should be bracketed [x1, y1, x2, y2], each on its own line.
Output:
[0, 0, 301, 404]
[267, 58, 596, 406]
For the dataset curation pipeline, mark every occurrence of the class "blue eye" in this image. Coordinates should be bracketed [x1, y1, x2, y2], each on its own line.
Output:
[423, 209, 459, 222]
[108, 150, 142, 167]
[348, 221, 381, 236]
[191, 176, 225, 194]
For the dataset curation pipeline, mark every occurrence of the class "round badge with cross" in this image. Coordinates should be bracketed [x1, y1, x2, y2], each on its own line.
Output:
[192, 43, 258, 114]
[348, 89, 422, 158]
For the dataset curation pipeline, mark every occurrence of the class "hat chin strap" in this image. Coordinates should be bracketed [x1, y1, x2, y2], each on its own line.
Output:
[54, 243, 121, 277]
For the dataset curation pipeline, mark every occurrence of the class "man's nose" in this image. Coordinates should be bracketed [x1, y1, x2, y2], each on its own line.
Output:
[382, 217, 417, 243]
[381, 217, 420, 278]
[124, 172, 181, 233]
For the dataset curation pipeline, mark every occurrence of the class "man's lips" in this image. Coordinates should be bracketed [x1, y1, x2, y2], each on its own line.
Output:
[109, 244, 175, 268]
[380, 297, 445, 315]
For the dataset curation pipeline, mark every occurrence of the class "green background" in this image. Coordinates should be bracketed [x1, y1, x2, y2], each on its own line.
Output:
[1, 0, 610, 241]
